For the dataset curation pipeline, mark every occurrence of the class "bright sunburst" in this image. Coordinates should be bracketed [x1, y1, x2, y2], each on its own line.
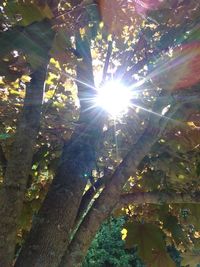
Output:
[95, 81, 133, 117]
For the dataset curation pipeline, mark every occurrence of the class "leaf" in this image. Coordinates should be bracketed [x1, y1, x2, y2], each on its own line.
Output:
[149, 249, 176, 267]
[99, 0, 143, 35]
[0, 19, 54, 70]
[165, 125, 200, 153]
[184, 204, 200, 230]
[5, 1, 53, 26]
[134, 0, 164, 15]
[0, 133, 11, 140]
[181, 251, 200, 266]
[140, 170, 164, 190]
[152, 43, 200, 90]
[123, 222, 166, 263]
[162, 214, 188, 245]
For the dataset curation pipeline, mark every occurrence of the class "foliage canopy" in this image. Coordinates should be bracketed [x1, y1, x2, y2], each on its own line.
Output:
[0, 1, 200, 267]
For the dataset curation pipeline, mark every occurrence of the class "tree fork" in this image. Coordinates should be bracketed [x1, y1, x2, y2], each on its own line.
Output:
[60, 99, 180, 266]
[15, 28, 103, 267]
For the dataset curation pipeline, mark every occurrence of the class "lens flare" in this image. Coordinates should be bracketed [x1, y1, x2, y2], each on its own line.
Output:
[95, 81, 133, 117]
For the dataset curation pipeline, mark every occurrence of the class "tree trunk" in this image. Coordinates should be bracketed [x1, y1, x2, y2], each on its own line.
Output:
[60, 110, 176, 267]
[0, 63, 49, 267]
[15, 32, 103, 267]
[0, 18, 54, 267]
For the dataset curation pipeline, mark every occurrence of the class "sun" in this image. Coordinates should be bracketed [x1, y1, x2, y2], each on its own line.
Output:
[95, 81, 133, 117]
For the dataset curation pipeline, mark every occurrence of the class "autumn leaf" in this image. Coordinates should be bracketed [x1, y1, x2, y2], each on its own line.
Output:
[181, 250, 200, 266]
[162, 214, 188, 245]
[149, 249, 176, 267]
[99, 0, 143, 35]
[5, 0, 53, 26]
[123, 222, 166, 263]
[152, 43, 200, 91]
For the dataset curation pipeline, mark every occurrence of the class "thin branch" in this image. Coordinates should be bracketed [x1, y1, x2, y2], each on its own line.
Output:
[59, 94, 181, 267]
[101, 40, 113, 84]
[74, 177, 105, 225]
[0, 145, 7, 177]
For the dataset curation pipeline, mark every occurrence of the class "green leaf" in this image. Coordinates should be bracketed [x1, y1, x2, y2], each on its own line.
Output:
[0, 19, 54, 70]
[123, 222, 166, 263]
[178, 204, 200, 231]
[187, 205, 200, 231]
[0, 133, 11, 139]
[181, 251, 200, 266]
[149, 249, 176, 267]
[162, 214, 188, 245]
[5, 1, 53, 26]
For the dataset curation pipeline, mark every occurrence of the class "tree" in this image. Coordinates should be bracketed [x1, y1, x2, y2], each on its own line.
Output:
[82, 217, 142, 267]
[0, 0, 200, 266]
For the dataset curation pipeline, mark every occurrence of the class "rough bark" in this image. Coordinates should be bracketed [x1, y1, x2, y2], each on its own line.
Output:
[0, 64, 49, 267]
[0, 18, 54, 267]
[15, 126, 101, 267]
[15, 32, 103, 267]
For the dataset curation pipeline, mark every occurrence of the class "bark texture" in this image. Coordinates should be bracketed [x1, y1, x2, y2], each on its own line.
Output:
[15, 127, 100, 267]
[15, 31, 103, 267]
[0, 65, 49, 267]
[0, 19, 54, 267]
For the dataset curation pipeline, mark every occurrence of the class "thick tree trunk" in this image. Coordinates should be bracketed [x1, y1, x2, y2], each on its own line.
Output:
[15, 32, 103, 267]
[0, 64, 49, 267]
[0, 18, 54, 266]
[14, 125, 101, 267]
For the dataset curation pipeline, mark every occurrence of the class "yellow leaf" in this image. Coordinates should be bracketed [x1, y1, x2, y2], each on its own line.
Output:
[46, 72, 58, 85]
[40, 3, 53, 19]
[0, 77, 5, 85]
[50, 58, 61, 70]
[121, 228, 127, 240]
[21, 75, 31, 83]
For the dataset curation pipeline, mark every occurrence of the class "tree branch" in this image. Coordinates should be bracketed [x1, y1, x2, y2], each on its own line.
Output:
[15, 5, 103, 266]
[74, 177, 105, 226]
[102, 40, 113, 83]
[118, 191, 200, 207]
[59, 95, 180, 267]
[0, 145, 7, 177]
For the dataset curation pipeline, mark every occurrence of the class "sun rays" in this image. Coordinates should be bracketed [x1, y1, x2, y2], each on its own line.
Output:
[94, 80, 134, 117]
